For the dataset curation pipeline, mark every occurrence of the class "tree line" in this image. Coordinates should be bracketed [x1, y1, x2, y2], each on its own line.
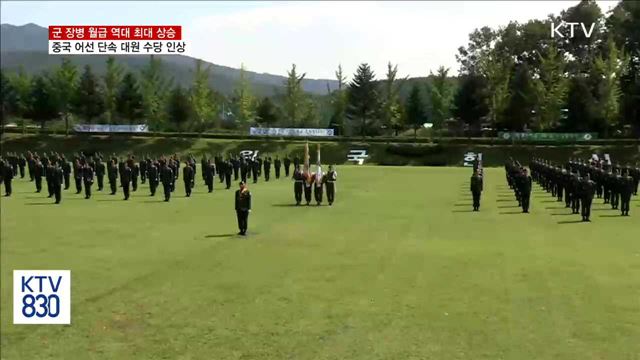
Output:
[0, 0, 638, 137]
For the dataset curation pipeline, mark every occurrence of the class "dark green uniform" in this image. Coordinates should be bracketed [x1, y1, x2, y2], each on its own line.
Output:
[1, 161, 13, 196]
[108, 160, 118, 195]
[579, 176, 596, 221]
[147, 162, 159, 196]
[235, 188, 252, 235]
[620, 172, 633, 216]
[274, 157, 282, 179]
[325, 169, 337, 205]
[204, 161, 215, 193]
[284, 157, 291, 177]
[52, 164, 63, 204]
[264, 158, 272, 182]
[470, 173, 483, 211]
[83, 164, 94, 199]
[293, 168, 304, 205]
[121, 166, 132, 200]
[161, 165, 174, 201]
[183, 164, 194, 197]
[96, 159, 105, 191]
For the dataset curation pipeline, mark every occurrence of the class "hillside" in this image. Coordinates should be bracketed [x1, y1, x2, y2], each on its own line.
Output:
[0, 23, 339, 96]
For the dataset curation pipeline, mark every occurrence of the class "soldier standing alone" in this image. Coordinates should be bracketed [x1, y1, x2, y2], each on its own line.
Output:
[161, 162, 174, 202]
[470, 168, 483, 211]
[183, 162, 195, 197]
[83, 162, 94, 199]
[274, 156, 282, 179]
[95, 158, 106, 191]
[284, 156, 291, 177]
[580, 173, 596, 222]
[292, 164, 304, 205]
[52, 161, 64, 204]
[325, 165, 338, 206]
[234, 181, 252, 236]
[620, 170, 633, 216]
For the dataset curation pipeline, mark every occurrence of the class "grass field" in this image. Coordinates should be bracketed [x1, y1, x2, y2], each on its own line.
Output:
[1, 166, 639, 359]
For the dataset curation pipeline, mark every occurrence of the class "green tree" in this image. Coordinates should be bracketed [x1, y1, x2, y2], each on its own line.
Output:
[189, 59, 216, 130]
[103, 56, 124, 125]
[381, 62, 406, 136]
[565, 75, 597, 131]
[233, 64, 255, 127]
[478, 49, 513, 127]
[283, 64, 306, 127]
[0, 71, 13, 128]
[405, 84, 427, 138]
[504, 63, 536, 131]
[28, 74, 58, 130]
[346, 63, 379, 137]
[167, 86, 191, 131]
[328, 64, 348, 134]
[139, 56, 172, 129]
[456, 26, 498, 75]
[532, 45, 569, 130]
[51, 58, 78, 135]
[7, 68, 31, 133]
[116, 72, 144, 125]
[427, 66, 454, 129]
[593, 37, 628, 136]
[255, 97, 278, 126]
[453, 74, 489, 133]
[557, 0, 605, 73]
[74, 65, 104, 122]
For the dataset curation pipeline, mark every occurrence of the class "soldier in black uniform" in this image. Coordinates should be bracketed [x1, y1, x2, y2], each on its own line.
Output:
[274, 156, 282, 179]
[45, 159, 56, 198]
[83, 162, 94, 199]
[61, 155, 71, 190]
[131, 159, 140, 192]
[73, 159, 83, 194]
[204, 159, 215, 192]
[252, 158, 260, 184]
[234, 181, 252, 236]
[470, 168, 483, 211]
[570, 172, 582, 214]
[231, 155, 240, 181]
[292, 164, 304, 205]
[303, 170, 313, 206]
[50, 161, 63, 204]
[620, 170, 633, 216]
[147, 161, 159, 196]
[632, 163, 640, 196]
[18, 154, 26, 178]
[580, 173, 596, 221]
[95, 158, 105, 191]
[34, 158, 44, 193]
[240, 158, 248, 183]
[517, 168, 532, 213]
[224, 158, 232, 189]
[170, 159, 178, 192]
[27, 151, 35, 181]
[284, 156, 291, 177]
[140, 157, 148, 184]
[1, 159, 13, 196]
[324, 165, 338, 205]
[183, 162, 195, 197]
[108, 159, 118, 195]
[121, 164, 132, 200]
[610, 169, 621, 210]
[201, 155, 208, 183]
[264, 157, 272, 182]
[161, 162, 174, 202]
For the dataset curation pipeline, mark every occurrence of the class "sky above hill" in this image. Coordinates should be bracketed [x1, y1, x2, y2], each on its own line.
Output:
[1, 1, 618, 80]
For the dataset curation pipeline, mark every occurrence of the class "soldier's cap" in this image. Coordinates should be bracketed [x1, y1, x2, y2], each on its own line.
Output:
[239, 181, 246, 186]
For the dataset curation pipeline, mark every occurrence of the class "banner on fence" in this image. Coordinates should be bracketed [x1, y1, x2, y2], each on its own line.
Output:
[498, 132, 597, 141]
[73, 124, 149, 133]
[249, 127, 334, 137]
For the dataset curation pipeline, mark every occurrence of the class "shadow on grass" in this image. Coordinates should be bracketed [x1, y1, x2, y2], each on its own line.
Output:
[551, 213, 574, 216]
[141, 200, 166, 203]
[557, 220, 584, 224]
[591, 208, 614, 211]
[454, 203, 472, 206]
[25, 202, 55, 206]
[96, 199, 124, 202]
[452, 210, 475, 213]
[272, 203, 300, 207]
[205, 233, 236, 238]
[540, 200, 557, 203]
[545, 206, 567, 210]
[497, 205, 520, 209]
[499, 211, 523, 214]
[599, 214, 624, 218]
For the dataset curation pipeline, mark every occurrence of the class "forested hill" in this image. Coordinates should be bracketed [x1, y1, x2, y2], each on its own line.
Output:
[0, 23, 339, 96]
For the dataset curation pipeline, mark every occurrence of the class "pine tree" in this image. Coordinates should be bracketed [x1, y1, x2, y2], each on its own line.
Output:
[255, 97, 278, 126]
[346, 63, 379, 137]
[7, 68, 31, 133]
[504, 63, 536, 131]
[28, 74, 58, 130]
[532, 45, 569, 131]
[405, 84, 427, 138]
[233, 64, 255, 127]
[328, 64, 348, 135]
[75, 65, 104, 122]
[0, 71, 13, 128]
[594, 36, 628, 136]
[116, 72, 144, 125]
[283, 64, 306, 127]
[139, 56, 172, 129]
[427, 66, 454, 129]
[103, 56, 124, 125]
[381, 62, 406, 136]
[453, 74, 489, 133]
[189, 59, 216, 130]
[51, 58, 78, 134]
[167, 86, 191, 131]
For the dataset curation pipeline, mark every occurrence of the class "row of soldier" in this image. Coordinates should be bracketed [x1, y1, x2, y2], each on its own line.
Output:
[1, 151, 305, 203]
[530, 158, 637, 220]
[504, 159, 533, 213]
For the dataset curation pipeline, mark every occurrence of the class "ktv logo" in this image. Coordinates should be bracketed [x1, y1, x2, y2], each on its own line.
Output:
[13, 270, 71, 324]
[550, 22, 596, 39]
[347, 150, 369, 165]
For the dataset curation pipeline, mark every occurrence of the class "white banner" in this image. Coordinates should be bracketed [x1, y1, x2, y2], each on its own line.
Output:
[249, 127, 334, 137]
[73, 124, 149, 133]
[49, 40, 187, 55]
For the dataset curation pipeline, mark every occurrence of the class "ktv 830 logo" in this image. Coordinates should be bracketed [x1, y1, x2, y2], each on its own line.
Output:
[13, 270, 71, 324]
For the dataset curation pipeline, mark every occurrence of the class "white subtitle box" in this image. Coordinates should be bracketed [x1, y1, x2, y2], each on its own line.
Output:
[48, 40, 188, 55]
[13, 270, 71, 324]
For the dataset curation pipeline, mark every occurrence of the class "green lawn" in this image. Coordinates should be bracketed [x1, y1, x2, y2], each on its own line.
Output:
[1, 166, 639, 359]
